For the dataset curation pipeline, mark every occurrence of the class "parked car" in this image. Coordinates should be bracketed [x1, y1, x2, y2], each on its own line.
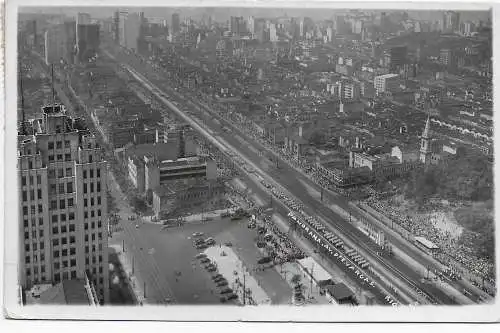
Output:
[200, 258, 210, 264]
[227, 293, 238, 301]
[211, 274, 223, 280]
[220, 287, 233, 294]
[216, 280, 229, 287]
[195, 253, 207, 259]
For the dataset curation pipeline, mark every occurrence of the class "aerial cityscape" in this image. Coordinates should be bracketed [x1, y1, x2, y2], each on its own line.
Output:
[15, 6, 494, 308]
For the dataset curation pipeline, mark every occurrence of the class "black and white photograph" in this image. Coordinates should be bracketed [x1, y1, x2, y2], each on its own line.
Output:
[2, 0, 499, 324]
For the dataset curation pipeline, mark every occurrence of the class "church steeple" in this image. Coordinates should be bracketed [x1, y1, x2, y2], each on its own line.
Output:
[422, 115, 431, 139]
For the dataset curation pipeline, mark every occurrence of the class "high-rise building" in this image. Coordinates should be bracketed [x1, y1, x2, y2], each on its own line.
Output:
[18, 104, 109, 304]
[247, 16, 255, 36]
[230, 16, 245, 36]
[269, 23, 278, 42]
[389, 45, 407, 71]
[77, 13, 91, 26]
[44, 22, 76, 66]
[119, 12, 141, 52]
[76, 24, 100, 63]
[444, 11, 460, 33]
[171, 13, 180, 34]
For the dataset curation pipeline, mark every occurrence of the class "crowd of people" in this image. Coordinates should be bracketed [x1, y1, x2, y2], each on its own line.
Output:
[364, 196, 495, 291]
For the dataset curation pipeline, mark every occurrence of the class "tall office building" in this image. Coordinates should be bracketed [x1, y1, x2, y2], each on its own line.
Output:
[171, 13, 180, 34]
[389, 45, 407, 71]
[247, 16, 255, 36]
[76, 24, 100, 63]
[269, 23, 278, 42]
[444, 11, 460, 33]
[18, 104, 109, 304]
[77, 13, 91, 25]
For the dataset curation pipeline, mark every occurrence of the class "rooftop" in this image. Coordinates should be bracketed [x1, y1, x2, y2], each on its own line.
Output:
[26, 280, 92, 305]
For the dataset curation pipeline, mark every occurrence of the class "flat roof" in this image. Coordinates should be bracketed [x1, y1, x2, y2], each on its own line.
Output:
[297, 257, 332, 282]
[414, 236, 440, 250]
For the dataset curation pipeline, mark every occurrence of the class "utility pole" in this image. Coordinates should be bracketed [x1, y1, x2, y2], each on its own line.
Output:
[122, 239, 125, 252]
[243, 268, 246, 305]
[144, 281, 146, 298]
[51, 64, 56, 110]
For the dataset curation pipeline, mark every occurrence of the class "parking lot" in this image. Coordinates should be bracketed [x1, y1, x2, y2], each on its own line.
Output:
[128, 212, 291, 305]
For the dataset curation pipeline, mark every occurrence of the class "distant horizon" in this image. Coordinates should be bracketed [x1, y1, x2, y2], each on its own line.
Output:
[19, 7, 491, 23]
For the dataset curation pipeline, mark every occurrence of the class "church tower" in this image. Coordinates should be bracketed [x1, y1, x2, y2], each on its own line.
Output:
[419, 116, 432, 164]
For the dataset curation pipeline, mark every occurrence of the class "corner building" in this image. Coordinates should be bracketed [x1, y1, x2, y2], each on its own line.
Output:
[18, 104, 109, 304]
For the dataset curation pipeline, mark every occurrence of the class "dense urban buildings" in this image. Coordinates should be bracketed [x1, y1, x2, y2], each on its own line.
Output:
[15, 7, 495, 312]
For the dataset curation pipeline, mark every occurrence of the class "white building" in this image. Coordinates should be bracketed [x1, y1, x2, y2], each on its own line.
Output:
[374, 73, 399, 94]
[18, 104, 109, 304]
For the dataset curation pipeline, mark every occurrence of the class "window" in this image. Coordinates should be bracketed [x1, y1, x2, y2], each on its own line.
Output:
[61, 225, 67, 233]
[37, 189, 42, 199]
[54, 273, 60, 282]
[70, 247, 76, 255]
[90, 198, 94, 206]
[83, 170, 87, 179]
[97, 182, 101, 192]
[92, 234, 96, 241]
[32, 230, 36, 238]
[22, 176, 27, 186]
[97, 196, 101, 205]
[29, 190, 34, 200]
[60, 214, 66, 222]
[85, 235, 89, 242]
[64, 140, 70, 148]
[56, 141, 62, 149]
[70, 259, 76, 267]
[57, 154, 63, 161]
[38, 204, 43, 213]
[40, 242, 44, 250]
[48, 142, 54, 150]
[37, 175, 41, 185]
[71, 271, 77, 279]
[84, 211, 88, 218]
[69, 224, 75, 232]
[52, 215, 58, 223]
[84, 199, 88, 207]
[52, 227, 59, 235]
[99, 267, 103, 274]
[59, 183, 65, 194]
[24, 231, 29, 239]
[25, 244, 30, 252]
[98, 255, 102, 262]
[59, 200, 65, 209]
[39, 229, 44, 237]
[89, 155, 93, 163]
[91, 210, 95, 218]
[65, 168, 72, 177]
[98, 232, 102, 240]
[65, 153, 71, 161]
[85, 246, 89, 253]
[97, 221, 102, 228]
[62, 260, 68, 268]
[90, 183, 94, 193]
[62, 238, 67, 245]
[22, 191, 27, 202]
[69, 212, 75, 220]
[50, 184, 56, 195]
[23, 220, 28, 228]
[48, 170, 55, 178]
[68, 198, 74, 207]
[48, 155, 54, 162]
[97, 209, 101, 217]
[23, 206, 28, 216]
[85, 257, 89, 265]
[67, 182, 73, 193]
[91, 222, 95, 229]
[62, 249, 68, 257]
[70, 236, 75, 244]
[97, 169, 100, 178]
[54, 262, 60, 270]
[83, 183, 87, 194]
[40, 253, 44, 261]
[28, 161, 33, 169]
[84, 223, 89, 230]
[90, 169, 94, 178]
[52, 239, 59, 246]
[50, 200, 57, 210]
[53, 250, 59, 258]
[30, 205, 35, 214]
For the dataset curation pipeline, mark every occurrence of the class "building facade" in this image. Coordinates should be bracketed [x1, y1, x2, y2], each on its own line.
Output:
[374, 73, 399, 94]
[18, 104, 109, 304]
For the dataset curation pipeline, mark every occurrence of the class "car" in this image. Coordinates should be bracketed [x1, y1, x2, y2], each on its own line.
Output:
[135, 224, 139, 229]
[196, 243, 208, 250]
[205, 238, 216, 246]
[200, 257, 210, 264]
[214, 276, 226, 283]
[220, 287, 233, 294]
[192, 232, 204, 237]
[207, 266, 217, 272]
[216, 280, 229, 287]
[195, 253, 207, 259]
[224, 242, 233, 247]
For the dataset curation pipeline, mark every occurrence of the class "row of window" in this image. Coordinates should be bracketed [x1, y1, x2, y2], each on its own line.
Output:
[84, 209, 103, 219]
[22, 204, 43, 216]
[53, 247, 76, 258]
[48, 140, 71, 150]
[54, 259, 77, 270]
[21, 189, 43, 202]
[85, 243, 103, 253]
[24, 241, 44, 252]
[85, 221, 102, 230]
[21, 174, 42, 187]
[52, 236, 76, 247]
[53, 271, 78, 282]
[83, 181, 102, 194]
[84, 232, 103, 242]
[24, 229, 43, 240]
[85, 255, 103, 265]
[84, 196, 102, 207]
[51, 212, 75, 223]
[52, 224, 76, 235]
[83, 168, 101, 179]
[49, 182, 74, 195]
[48, 153, 72, 163]
[25, 253, 45, 264]
[23, 217, 43, 228]
[25, 266, 46, 276]
[50, 197, 74, 210]
[48, 167, 73, 179]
